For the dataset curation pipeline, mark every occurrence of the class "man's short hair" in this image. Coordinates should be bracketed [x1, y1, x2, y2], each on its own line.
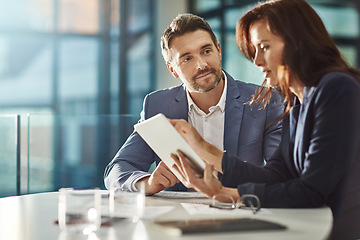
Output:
[160, 13, 218, 63]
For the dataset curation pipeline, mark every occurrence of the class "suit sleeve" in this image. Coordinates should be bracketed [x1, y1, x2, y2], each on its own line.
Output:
[103, 94, 156, 191]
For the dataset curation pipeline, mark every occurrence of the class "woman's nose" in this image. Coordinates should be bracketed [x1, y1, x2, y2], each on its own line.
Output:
[253, 52, 264, 67]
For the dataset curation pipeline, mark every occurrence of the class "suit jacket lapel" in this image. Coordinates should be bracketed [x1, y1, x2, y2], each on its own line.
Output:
[224, 72, 244, 156]
[168, 84, 188, 120]
[293, 86, 315, 173]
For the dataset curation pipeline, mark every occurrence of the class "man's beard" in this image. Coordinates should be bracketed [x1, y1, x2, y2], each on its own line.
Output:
[191, 68, 222, 93]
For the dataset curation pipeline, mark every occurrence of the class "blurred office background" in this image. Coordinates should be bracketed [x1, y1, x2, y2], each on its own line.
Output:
[0, 0, 359, 197]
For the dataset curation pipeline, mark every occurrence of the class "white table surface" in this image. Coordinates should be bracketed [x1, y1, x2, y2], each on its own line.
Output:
[0, 191, 333, 240]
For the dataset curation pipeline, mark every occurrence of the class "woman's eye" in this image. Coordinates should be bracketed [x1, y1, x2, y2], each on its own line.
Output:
[260, 44, 269, 51]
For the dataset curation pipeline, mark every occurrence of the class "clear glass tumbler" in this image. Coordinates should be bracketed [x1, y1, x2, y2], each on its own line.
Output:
[58, 188, 102, 235]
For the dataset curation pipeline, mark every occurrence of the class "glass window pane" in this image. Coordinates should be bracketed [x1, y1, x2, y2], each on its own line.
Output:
[0, 36, 52, 106]
[110, 0, 120, 36]
[27, 114, 139, 191]
[195, 0, 221, 12]
[224, 34, 263, 85]
[0, 115, 19, 197]
[58, 38, 98, 114]
[58, 0, 99, 34]
[27, 114, 54, 193]
[0, 0, 54, 31]
[110, 42, 120, 114]
[127, 33, 152, 115]
[313, 5, 359, 37]
[337, 45, 357, 67]
[207, 18, 221, 41]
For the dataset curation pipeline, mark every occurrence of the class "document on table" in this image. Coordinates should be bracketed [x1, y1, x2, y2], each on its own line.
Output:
[181, 202, 272, 216]
[101, 205, 175, 220]
[152, 191, 207, 199]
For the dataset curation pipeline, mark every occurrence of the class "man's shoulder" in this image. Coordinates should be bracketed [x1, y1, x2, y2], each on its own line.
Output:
[146, 84, 184, 98]
[230, 77, 260, 96]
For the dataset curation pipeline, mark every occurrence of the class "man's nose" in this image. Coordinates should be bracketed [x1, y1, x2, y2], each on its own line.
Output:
[195, 56, 207, 70]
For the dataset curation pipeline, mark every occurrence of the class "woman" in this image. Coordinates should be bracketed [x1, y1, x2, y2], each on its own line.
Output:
[170, 0, 360, 239]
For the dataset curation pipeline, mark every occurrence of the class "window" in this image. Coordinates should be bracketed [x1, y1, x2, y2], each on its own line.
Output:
[191, 0, 360, 85]
[0, 0, 155, 195]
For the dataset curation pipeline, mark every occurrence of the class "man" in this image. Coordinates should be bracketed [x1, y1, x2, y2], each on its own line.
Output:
[104, 13, 283, 194]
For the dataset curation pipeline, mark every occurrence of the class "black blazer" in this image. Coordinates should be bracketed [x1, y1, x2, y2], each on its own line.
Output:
[221, 72, 360, 239]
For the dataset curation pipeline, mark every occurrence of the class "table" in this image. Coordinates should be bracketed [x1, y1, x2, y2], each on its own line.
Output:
[0, 192, 332, 240]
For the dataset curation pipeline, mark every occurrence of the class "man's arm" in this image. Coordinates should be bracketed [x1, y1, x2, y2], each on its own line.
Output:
[103, 129, 157, 191]
[104, 91, 183, 193]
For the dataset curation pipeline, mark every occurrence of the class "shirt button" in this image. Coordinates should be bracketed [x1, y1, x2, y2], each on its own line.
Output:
[204, 118, 208, 122]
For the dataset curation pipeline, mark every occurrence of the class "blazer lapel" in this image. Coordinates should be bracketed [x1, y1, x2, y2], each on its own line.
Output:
[293, 86, 315, 173]
[224, 73, 244, 156]
[168, 84, 188, 120]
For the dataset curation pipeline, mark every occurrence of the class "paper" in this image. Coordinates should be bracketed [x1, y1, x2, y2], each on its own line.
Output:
[181, 202, 272, 216]
[153, 191, 207, 199]
[101, 205, 175, 220]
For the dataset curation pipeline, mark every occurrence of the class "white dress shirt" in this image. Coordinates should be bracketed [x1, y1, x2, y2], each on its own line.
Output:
[187, 73, 227, 151]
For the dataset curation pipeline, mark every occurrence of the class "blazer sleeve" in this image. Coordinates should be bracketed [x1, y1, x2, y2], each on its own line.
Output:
[103, 94, 156, 191]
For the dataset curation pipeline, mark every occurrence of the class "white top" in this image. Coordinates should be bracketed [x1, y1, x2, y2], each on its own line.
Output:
[187, 72, 227, 151]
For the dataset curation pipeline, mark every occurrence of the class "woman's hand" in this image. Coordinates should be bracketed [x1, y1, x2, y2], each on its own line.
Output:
[171, 150, 240, 202]
[169, 119, 205, 150]
[169, 119, 225, 173]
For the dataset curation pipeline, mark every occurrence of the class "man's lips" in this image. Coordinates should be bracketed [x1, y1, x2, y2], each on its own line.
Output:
[195, 71, 212, 79]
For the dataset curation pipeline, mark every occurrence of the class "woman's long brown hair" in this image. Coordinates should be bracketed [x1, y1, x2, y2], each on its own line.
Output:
[236, 0, 360, 118]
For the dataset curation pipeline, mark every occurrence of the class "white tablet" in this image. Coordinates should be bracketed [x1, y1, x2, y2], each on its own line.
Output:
[134, 113, 205, 181]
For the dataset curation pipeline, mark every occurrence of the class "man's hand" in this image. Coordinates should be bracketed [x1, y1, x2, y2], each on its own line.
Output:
[135, 161, 179, 195]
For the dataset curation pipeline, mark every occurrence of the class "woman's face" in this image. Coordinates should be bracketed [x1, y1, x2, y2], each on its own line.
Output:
[250, 19, 285, 88]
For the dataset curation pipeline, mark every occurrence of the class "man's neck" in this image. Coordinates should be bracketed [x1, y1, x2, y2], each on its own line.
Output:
[188, 78, 225, 114]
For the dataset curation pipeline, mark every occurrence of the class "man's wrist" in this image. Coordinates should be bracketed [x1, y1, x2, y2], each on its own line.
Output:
[133, 175, 150, 192]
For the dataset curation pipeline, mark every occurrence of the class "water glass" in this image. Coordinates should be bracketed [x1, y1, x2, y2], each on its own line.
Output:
[58, 188, 102, 235]
[109, 188, 145, 222]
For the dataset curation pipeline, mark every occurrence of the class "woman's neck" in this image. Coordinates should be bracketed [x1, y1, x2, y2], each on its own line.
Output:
[290, 78, 305, 103]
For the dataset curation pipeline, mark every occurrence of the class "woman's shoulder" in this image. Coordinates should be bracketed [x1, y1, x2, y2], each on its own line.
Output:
[311, 71, 360, 102]
[319, 71, 360, 88]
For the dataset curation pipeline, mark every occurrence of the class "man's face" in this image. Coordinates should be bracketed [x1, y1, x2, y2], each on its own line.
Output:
[167, 30, 223, 93]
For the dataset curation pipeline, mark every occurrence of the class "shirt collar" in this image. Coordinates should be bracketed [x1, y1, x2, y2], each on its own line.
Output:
[186, 71, 227, 113]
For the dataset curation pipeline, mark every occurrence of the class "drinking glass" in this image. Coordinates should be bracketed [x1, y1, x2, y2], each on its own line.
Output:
[58, 188, 101, 235]
[108, 183, 145, 222]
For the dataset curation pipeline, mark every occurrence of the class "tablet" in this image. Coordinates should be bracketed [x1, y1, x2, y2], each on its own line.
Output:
[134, 113, 205, 181]
[152, 218, 287, 236]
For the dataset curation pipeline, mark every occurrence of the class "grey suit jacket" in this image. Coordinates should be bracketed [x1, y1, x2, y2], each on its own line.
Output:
[104, 71, 283, 191]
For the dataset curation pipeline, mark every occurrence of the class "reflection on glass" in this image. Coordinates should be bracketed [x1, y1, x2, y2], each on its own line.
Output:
[195, 0, 221, 12]
[0, 36, 52, 106]
[0, 0, 54, 31]
[58, 0, 99, 34]
[27, 114, 138, 193]
[224, 34, 263, 85]
[313, 5, 359, 37]
[0, 115, 19, 197]
[58, 38, 98, 114]
[338, 45, 357, 67]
